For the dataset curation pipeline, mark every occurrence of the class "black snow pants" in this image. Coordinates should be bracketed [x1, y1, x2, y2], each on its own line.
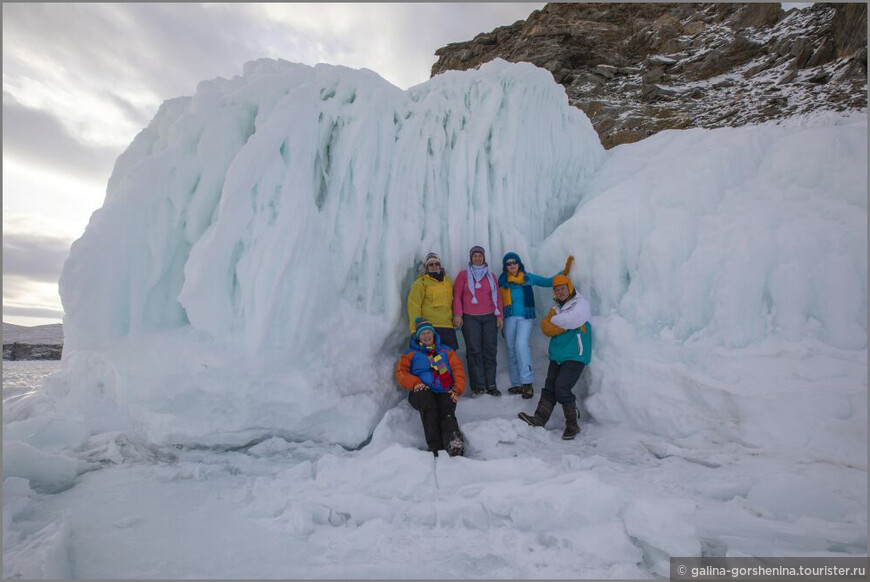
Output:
[409, 389, 461, 452]
[460, 313, 498, 390]
[434, 327, 459, 351]
[541, 360, 586, 405]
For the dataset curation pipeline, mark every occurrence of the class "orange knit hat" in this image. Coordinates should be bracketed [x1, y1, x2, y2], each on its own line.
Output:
[552, 274, 575, 297]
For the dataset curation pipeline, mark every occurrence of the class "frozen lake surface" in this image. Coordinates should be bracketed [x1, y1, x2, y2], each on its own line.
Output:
[2, 360, 62, 401]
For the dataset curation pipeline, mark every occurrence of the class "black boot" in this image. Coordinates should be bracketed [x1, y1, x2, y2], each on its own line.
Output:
[562, 402, 580, 440]
[521, 383, 534, 399]
[485, 386, 502, 397]
[445, 431, 464, 457]
[518, 397, 555, 427]
[507, 386, 523, 395]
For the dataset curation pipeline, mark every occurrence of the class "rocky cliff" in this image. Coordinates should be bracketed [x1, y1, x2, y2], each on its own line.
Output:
[3, 343, 63, 361]
[2, 322, 63, 360]
[431, 3, 867, 148]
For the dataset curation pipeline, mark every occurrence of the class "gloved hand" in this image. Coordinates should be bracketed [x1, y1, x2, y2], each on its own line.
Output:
[562, 255, 575, 275]
[448, 389, 458, 403]
[541, 307, 567, 337]
[414, 383, 428, 392]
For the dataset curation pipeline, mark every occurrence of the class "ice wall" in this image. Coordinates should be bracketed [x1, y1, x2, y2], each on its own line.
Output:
[53, 57, 866, 455]
[56, 59, 604, 446]
[540, 113, 867, 350]
[61, 59, 602, 355]
[536, 112, 867, 458]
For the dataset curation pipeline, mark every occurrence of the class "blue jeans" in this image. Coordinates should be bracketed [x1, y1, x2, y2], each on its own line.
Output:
[504, 316, 535, 386]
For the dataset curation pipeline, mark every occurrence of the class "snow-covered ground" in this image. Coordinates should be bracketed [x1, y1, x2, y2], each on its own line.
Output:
[3, 60, 866, 578]
[2, 361, 62, 404]
[3, 358, 866, 578]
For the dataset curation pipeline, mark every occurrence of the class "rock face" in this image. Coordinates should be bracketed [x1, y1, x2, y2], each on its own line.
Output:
[2, 323, 63, 360]
[431, 3, 867, 148]
[3, 343, 63, 361]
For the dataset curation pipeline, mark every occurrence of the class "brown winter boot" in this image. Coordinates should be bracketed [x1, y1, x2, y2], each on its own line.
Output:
[518, 397, 555, 428]
[561, 403, 580, 440]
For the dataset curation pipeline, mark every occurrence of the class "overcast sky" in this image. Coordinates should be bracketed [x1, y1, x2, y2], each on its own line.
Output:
[2, 2, 543, 327]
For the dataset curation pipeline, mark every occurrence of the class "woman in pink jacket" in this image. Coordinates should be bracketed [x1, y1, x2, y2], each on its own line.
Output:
[453, 245, 504, 396]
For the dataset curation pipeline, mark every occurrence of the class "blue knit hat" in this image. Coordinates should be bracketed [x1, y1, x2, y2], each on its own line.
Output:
[502, 252, 525, 272]
[414, 317, 436, 340]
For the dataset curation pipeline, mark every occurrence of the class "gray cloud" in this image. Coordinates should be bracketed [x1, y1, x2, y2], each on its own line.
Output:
[3, 3, 543, 191]
[1, 304, 64, 320]
[2, 233, 72, 284]
[373, 3, 544, 87]
[3, 4, 278, 189]
[1, 273, 64, 324]
[2, 3, 340, 189]
[2, 98, 121, 181]
[4, 4, 545, 109]
[104, 92, 154, 129]
[3, 3, 270, 105]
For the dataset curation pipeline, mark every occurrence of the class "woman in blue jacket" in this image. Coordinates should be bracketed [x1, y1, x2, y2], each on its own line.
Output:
[498, 252, 573, 399]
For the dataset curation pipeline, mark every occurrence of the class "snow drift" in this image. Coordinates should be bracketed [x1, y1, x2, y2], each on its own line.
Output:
[537, 113, 867, 463]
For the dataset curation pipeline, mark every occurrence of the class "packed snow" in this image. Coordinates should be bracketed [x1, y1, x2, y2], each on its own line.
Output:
[3, 59, 866, 578]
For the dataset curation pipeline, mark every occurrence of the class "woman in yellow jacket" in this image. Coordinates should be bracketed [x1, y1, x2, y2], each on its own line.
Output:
[407, 253, 459, 349]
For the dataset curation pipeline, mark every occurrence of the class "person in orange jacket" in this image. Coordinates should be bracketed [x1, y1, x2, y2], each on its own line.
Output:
[395, 318, 467, 456]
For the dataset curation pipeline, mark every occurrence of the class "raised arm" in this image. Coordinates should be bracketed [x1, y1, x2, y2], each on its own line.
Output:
[528, 272, 554, 288]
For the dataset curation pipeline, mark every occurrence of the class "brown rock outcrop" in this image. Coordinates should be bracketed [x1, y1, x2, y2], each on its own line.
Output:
[432, 3, 867, 148]
[3, 342, 63, 360]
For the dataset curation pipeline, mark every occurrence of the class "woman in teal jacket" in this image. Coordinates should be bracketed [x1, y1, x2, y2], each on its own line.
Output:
[498, 252, 573, 399]
[518, 274, 592, 441]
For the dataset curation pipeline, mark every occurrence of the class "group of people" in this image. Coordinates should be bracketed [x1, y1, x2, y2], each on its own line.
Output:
[394, 246, 593, 457]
